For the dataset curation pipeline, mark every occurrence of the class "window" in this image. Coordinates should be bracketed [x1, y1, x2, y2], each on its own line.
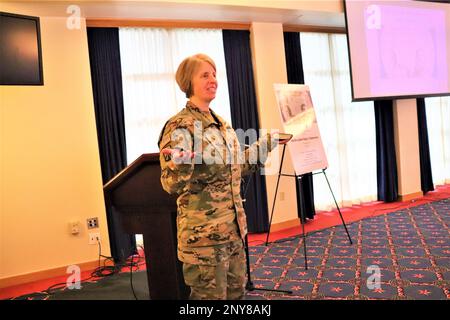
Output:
[118, 28, 231, 163]
[300, 32, 377, 211]
[425, 96, 450, 186]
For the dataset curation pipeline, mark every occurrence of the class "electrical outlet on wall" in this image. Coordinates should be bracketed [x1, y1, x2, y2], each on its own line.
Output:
[89, 232, 100, 245]
[87, 217, 99, 229]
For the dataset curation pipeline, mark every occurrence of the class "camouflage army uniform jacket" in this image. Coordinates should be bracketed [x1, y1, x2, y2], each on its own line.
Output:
[158, 101, 277, 264]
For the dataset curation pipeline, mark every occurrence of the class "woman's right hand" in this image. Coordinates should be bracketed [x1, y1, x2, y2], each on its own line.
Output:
[273, 132, 293, 145]
[161, 148, 196, 164]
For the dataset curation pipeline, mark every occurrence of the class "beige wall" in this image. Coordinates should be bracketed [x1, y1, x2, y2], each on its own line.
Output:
[0, 15, 111, 281]
[250, 22, 299, 226]
[393, 99, 422, 198]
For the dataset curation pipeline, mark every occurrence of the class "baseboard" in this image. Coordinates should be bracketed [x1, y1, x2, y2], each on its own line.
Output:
[270, 218, 301, 232]
[0, 258, 114, 289]
[399, 191, 424, 202]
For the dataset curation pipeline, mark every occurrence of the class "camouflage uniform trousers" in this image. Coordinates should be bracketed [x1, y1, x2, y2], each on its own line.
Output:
[181, 239, 247, 300]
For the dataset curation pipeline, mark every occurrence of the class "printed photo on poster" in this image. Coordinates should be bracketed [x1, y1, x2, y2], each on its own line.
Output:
[273, 84, 328, 175]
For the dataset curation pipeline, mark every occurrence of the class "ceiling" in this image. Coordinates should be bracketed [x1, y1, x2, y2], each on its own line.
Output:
[1, 1, 346, 27]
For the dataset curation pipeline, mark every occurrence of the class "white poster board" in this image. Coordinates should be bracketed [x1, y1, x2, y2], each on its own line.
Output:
[273, 84, 328, 175]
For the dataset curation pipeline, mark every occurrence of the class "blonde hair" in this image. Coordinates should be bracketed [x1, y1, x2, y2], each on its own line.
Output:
[175, 54, 216, 98]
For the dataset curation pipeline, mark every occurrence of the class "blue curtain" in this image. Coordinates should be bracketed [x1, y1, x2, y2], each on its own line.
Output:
[283, 32, 316, 221]
[416, 98, 434, 193]
[222, 30, 270, 233]
[374, 100, 398, 202]
[87, 27, 136, 262]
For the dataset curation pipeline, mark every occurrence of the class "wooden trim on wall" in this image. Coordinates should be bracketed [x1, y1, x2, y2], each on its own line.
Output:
[0, 258, 114, 289]
[86, 19, 251, 30]
[283, 24, 346, 34]
[270, 218, 301, 233]
[399, 191, 424, 202]
[86, 19, 345, 34]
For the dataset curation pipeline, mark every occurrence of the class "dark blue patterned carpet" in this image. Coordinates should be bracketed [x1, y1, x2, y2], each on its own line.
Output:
[245, 199, 450, 300]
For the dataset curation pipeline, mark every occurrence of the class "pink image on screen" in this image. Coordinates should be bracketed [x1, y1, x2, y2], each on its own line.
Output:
[364, 5, 448, 96]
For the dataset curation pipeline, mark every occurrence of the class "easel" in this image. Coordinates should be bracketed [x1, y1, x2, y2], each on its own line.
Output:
[265, 143, 353, 270]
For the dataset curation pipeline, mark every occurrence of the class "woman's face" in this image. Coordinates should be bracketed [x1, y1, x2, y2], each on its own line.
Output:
[191, 61, 217, 103]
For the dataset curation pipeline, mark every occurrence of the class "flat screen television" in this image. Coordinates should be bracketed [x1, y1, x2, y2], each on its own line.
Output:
[0, 12, 44, 85]
[344, 0, 450, 101]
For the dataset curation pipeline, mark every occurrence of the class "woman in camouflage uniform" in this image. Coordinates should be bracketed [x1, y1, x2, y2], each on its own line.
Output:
[158, 54, 279, 300]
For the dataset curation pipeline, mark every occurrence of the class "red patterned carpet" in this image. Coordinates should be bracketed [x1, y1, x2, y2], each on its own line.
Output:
[248, 184, 450, 245]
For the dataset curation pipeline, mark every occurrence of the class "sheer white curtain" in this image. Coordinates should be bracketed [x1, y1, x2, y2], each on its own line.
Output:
[118, 28, 231, 163]
[299, 32, 377, 211]
[425, 96, 450, 186]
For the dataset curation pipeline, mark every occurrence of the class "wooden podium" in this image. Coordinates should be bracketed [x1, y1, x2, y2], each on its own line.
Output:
[103, 153, 189, 300]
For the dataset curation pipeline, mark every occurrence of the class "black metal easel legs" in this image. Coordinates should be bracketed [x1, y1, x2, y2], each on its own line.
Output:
[265, 144, 286, 247]
[321, 169, 353, 245]
[244, 235, 292, 295]
[264, 144, 353, 271]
